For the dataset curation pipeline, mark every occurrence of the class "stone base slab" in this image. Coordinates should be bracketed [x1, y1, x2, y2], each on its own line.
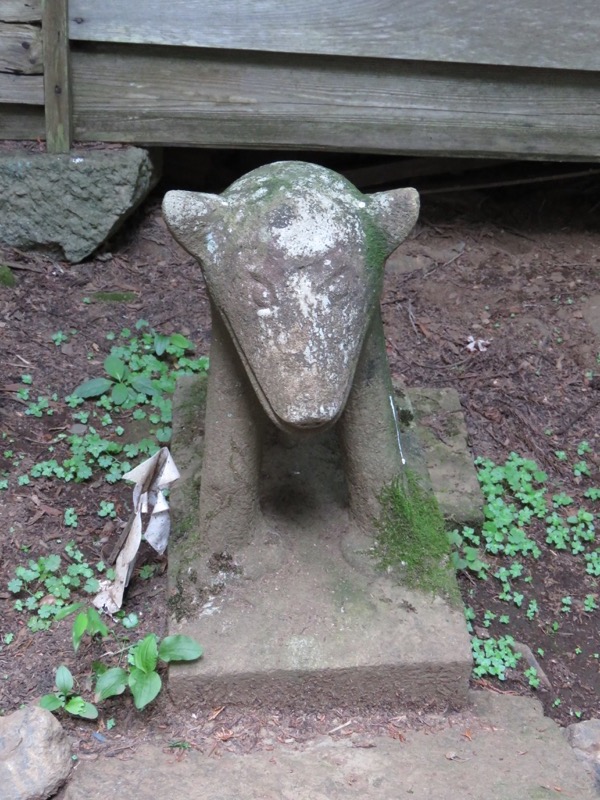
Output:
[167, 376, 475, 710]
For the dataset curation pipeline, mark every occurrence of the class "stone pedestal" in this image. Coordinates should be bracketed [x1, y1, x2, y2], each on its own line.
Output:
[167, 376, 474, 710]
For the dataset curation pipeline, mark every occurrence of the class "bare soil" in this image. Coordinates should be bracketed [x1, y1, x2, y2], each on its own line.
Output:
[0, 155, 599, 760]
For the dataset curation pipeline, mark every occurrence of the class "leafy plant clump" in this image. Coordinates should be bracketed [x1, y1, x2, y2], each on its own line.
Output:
[7, 542, 111, 632]
[4, 322, 209, 493]
[95, 633, 202, 710]
[374, 471, 456, 596]
[451, 447, 598, 690]
[41, 665, 98, 719]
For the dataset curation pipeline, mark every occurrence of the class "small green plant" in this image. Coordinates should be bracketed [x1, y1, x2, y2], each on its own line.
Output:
[447, 527, 489, 579]
[51, 330, 69, 346]
[94, 634, 202, 710]
[169, 740, 192, 751]
[40, 665, 97, 719]
[121, 612, 139, 629]
[524, 666, 540, 689]
[64, 507, 78, 528]
[74, 354, 158, 408]
[577, 441, 592, 456]
[8, 543, 105, 631]
[139, 564, 157, 580]
[471, 635, 520, 680]
[583, 594, 598, 612]
[98, 500, 117, 518]
[526, 599, 539, 620]
[573, 461, 591, 478]
[561, 596, 572, 614]
[68, 605, 110, 652]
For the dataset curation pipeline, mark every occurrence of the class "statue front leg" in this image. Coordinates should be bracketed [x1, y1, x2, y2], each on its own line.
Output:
[198, 306, 285, 578]
[339, 313, 405, 534]
[199, 308, 262, 552]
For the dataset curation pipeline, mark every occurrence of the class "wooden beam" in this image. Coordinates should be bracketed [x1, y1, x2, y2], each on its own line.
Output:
[0, 1, 42, 23]
[0, 22, 43, 74]
[70, 46, 600, 161]
[0, 103, 44, 137]
[0, 72, 44, 104]
[42, 0, 71, 152]
[68, 0, 600, 72]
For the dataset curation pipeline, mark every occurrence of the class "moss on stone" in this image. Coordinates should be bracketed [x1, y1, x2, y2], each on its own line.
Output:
[373, 471, 459, 601]
[0, 264, 16, 287]
[91, 291, 137, 303]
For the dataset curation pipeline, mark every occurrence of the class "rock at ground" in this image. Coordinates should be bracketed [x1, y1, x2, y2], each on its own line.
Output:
[406, 386, 485, 527]
[0, 147, 160, 262]
[566, 719, 600, 788]
[0, 705, 72, 800]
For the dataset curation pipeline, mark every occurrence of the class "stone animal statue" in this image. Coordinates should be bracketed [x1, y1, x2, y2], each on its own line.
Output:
[163, 162, 419, 577]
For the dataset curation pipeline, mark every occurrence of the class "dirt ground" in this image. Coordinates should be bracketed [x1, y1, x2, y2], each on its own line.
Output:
[0, 153, 599, 760]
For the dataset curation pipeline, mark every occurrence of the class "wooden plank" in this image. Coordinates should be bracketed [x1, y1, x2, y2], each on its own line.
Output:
[0, 22, 42, 74]
[70, 47, 600, 161]
[0, 1, 42, 23]
[42, 0, 71, 152]
[68, 0, 600, 73]
[0, 103, 44, 137]
[0, 72, 44, 104]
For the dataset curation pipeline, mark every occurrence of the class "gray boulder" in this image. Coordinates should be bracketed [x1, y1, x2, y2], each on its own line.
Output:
[0, 705, 72, 800]
[567, 718, 600, 788]
[0, 147, 160, 262]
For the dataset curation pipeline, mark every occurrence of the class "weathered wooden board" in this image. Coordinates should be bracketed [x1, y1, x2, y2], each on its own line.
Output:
[70, 47, 600, 160]
[42, 0, 71, 152]
[0, 1, 41, 23]
[0, 72, 43, 104]
[0, 103, 44, 137]
[68, 0, 600, 72]
[0, 22, 42, 74]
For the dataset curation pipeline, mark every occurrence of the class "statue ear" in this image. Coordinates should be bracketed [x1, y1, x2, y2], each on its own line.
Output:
[162, 190, 226, 255]
[366, 188, 420, 254]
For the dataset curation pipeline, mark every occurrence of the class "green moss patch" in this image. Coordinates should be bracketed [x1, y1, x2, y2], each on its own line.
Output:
[374, 471, 458, 599]
[0, 264, 16, 287]
[91, 291, 138, 303]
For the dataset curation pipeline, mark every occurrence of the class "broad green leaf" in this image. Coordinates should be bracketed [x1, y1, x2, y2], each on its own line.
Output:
[128, 667, 161, 710]
[40, 693, 64, 711]
[104, 355, 128, 381]
[86, 607, 109, 639]
[95, 667, 128, 702]
[131, 634, 158, 673]
[169, 333, 194, 351]
[111, 382, 129, 405]
[55, 665, 74, 694]
[55, 601, 85, 621]
[65, 696, 98, 719]
[72, 612, 88, 652]
[130, 376, 158, 397]
[153, 333, 170, 356]
[158, 635, 203, 663]
[73, 377, 113, 398]
[77, 701, 99, 720]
